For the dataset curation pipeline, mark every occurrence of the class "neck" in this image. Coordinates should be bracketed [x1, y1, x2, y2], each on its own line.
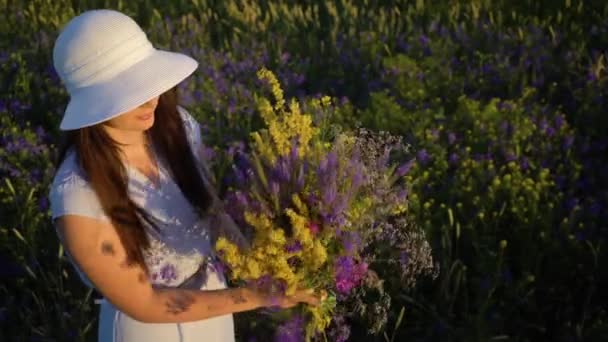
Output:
[103, 125, 150, 152]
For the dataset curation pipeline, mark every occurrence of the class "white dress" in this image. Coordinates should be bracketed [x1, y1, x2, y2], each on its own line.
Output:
[48, 106, 238, 341]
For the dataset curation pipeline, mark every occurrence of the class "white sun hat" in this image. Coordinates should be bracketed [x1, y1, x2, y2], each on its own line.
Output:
[52, 9, 198, 130]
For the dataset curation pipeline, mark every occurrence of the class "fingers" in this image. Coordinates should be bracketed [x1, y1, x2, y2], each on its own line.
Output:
[292, 289, 325, 306]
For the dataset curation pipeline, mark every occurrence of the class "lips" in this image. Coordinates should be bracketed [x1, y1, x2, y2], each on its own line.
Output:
[137, 112, 153, 120]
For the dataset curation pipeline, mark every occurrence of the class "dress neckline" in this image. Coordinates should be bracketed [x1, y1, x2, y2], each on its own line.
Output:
[125, 139, 165, 192]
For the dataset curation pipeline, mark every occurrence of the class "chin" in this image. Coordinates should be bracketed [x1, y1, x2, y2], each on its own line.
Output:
[138, 118, 155, 131]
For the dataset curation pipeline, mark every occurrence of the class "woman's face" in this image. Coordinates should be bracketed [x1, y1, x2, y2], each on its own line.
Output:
[103, 96, 159, 132]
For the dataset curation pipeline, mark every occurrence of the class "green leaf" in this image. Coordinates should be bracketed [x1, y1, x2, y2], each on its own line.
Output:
[4, 178, 16, 197]
[391, 306, 406, 342]
[12, 228, 27, 244]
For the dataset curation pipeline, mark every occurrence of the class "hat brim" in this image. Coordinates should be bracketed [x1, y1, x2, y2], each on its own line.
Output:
[59, 49, 198, 130]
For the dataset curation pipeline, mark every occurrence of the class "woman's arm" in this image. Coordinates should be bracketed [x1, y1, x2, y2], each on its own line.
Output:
[143, 286, 259, 323]
[55, 215, 317, 324]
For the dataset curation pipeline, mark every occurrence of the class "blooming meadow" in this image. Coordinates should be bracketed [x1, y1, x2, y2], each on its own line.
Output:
[1, 0, 607, 341]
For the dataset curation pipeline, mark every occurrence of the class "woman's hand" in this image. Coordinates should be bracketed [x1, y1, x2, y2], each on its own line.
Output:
[249, 283, 326, 309]
[271, 288, 327, 309]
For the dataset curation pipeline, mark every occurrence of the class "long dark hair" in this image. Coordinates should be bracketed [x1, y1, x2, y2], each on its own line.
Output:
[54, 86, 213, 275]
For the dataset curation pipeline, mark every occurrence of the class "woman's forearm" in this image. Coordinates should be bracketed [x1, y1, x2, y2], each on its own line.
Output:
[138, 286, 262, 324]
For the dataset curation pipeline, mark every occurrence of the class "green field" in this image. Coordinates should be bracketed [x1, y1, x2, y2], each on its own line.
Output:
[1, 0, 607, 341]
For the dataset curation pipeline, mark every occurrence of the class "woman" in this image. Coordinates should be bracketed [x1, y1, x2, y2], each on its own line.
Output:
[48, 9, 320, 342]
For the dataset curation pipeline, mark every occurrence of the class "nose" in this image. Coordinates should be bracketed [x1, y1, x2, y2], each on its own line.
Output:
[141, 97, 159, 108]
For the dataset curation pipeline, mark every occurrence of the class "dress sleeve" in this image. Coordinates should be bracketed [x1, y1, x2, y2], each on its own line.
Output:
[177, 105, 217, 185]
[48, 152, 110, 223]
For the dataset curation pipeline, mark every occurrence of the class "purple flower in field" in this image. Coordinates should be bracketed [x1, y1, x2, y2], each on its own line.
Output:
[505, 152, 517, 162]
[396, 158, 415, 177]
[520, 157, 530, 170]
[447, 132, 457, 145]
[38, 197, 49, 211]
[416, 149, 431, 165]
[274, 315, 305, 342]
[430, 128, 440, 140]
[160, 263, 178, 282]
[280, 52, 290, 64]
[34, 126, 46, 140]
[538, 118, 549, 132]
[201, 146, 216, 162]
[448, 152, 460, 165]
[554, 115, 565, 130]
[563, 135, 574, 150]
[30, 168, 43, 182]
[419, 34, 430, 46]
[499, 121, 512, 135]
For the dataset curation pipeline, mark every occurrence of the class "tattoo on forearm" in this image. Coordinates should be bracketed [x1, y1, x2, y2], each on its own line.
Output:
[101, 241, 115, 256]
[230, 290, 247, 305]
[165, 292, 196, 315]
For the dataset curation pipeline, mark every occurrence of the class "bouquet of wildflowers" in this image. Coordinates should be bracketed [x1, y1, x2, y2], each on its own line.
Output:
[215, 68, 434, 339]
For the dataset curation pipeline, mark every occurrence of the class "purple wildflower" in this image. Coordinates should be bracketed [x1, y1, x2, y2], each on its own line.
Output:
[448, 132, 457, 145]
[416, 149, 431, 165]
[419, 34, 430, 46]
[284, 241, 303, 253]
[554, 115, 565, 130]
[341, 232, 362, 254]
[396, 158, 415, 177]
[563, 135, 574, 150]
[274, 315, 305, 342]
[334, 256, 368, 295]
[448, 152, 460, 165]
[520, 157, 530, 170]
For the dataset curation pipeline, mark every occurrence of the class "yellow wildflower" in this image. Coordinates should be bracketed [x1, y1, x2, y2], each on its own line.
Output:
[215, 237, 243, 269]
[392, 203, 407, 215]
[320, 95, 332, 107]
[308, 240, 327, 269]
[285, 208, 313, 248]
[251, 131, 276, 164]
[291, 194, 309, 217]
[257, 68, 285, 110]
[244, 259, 262, 279]
[268, 229, 287, 245]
